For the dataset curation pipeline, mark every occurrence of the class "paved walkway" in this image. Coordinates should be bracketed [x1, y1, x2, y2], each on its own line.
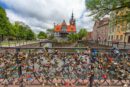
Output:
[0, 41, 37, 47]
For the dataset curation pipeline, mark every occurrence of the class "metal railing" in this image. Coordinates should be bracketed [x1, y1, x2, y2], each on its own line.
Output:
[0, 47, 130, 87]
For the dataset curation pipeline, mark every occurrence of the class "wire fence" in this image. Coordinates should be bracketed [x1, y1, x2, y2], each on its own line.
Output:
[0, 47, 130, 87]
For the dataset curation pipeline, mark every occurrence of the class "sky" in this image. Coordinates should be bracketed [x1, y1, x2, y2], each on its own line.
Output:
[0, 0, 94, 33]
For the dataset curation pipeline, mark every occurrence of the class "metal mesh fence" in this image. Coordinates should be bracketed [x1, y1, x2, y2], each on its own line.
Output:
[0, 47, 130, 87]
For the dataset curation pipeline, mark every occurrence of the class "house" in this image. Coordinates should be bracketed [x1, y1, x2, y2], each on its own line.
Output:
[54, 13, 76, 40]
[87, 32, 93, 40]
[92, 18, 109, 41]
[108, 7, 130, 43]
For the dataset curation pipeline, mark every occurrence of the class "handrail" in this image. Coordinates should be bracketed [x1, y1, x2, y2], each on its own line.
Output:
[1, 46, 130, 50]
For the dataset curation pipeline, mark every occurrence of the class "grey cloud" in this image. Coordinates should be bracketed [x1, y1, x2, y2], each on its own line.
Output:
[2, 0, 94, 33]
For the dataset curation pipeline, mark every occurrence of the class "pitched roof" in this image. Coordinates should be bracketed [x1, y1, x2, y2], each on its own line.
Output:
[54, 25, 62, 32]
[54, 24, 76, 32]
[98, 18, 109, 28]
[67, 25, 76, 32]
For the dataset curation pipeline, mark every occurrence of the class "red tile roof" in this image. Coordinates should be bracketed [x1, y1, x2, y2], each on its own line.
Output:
[54, 24, 76, 32]
[54, 25, 62, 32]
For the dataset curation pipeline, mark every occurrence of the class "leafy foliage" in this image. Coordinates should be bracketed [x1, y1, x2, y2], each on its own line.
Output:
[0, 6, 12, 38]
[86, 0, 130, 20]
[12, 22, 36, 40]
[78, 29, 88, 40]
[0, 6, 36, 40]
[67, 29, 88, 41]
[67, 33, 79, 41]
[38, 31, 47, 39]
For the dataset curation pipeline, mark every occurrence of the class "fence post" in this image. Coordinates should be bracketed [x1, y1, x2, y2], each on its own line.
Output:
[89, 65, 94, 87]
[16, 48, 23, 87]
[117, 43, 119, 48]
[124, 42, 126, 48]
[40, 42, 42, 47]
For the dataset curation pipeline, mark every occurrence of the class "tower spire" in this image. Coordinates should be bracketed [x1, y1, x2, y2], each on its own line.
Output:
[70, 11, 75, 25]
[71, 11, 74, 19]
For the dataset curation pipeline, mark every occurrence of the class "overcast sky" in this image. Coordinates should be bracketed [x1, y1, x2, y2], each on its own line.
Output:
[0, 0, 94, 33]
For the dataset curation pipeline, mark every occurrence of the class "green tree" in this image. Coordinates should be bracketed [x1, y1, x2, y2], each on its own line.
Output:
[0, 6, 12, 40]
[47, 29, 54, 40]
[78, 29, 88, 40]
[26, 29, 36, 40]
[67, 33, 79, 41]
[12, 22, 36, 40]
[86, 0, 130, 20]
[38, 31, 47, 39]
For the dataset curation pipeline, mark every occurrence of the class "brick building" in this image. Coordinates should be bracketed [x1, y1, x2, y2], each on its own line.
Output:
[92, 18, 109, 41]
[54, 13, 76, 40]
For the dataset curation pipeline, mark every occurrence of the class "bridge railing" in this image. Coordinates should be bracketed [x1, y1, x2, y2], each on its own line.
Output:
[0, 47, 130, 87]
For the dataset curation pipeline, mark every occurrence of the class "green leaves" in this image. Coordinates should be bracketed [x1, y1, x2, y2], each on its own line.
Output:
[38, 31, 47, 39]
[67, 33, 79, 42]
[86, 0, 130, 20]
[0, 6, 36, 40]
[0, 6, 12, 36]
[67, 28, 88, 42]
[78, 29, 88, 40]
[13, 22, 36, 40]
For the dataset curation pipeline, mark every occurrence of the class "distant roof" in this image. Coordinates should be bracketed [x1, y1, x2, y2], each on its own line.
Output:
[94, 18, 109, 28]
[54, 24, 76, 32]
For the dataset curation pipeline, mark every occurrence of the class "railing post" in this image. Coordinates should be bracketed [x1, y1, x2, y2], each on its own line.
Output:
[89, 73, 94, 87]
[124, 42, 126, 48]
[117, 43, 119, 48]
[0, 40, 1, 47]
[16, 48, 23, 87]
[40, 42, 42, 47]
[89, 64, 94, 87]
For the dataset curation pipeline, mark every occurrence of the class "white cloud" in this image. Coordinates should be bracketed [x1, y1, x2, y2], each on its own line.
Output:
[1, 0, 94, 32]
[77, 11, 94, 31]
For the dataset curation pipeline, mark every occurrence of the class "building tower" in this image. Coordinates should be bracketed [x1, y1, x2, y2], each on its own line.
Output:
[70, 12, 75, 25]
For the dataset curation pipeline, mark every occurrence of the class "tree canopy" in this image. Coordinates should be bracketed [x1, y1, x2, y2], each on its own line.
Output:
[0, 6, 12, 37]
[86, 0, 130, 20]
[67, 33, 79, 41]
[78, 29, 88, 40]
[38, 31, 47, 39]
[0, 6, 36, 40]
[12, 22, 36, 40]
[67, 28, 88, 41]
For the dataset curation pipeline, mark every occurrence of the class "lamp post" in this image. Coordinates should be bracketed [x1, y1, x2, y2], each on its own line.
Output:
[0, 34, 2, 46]
[124, 33, 126, 48]
[124, 21, 128, 48]
[96, 30, 98, 45]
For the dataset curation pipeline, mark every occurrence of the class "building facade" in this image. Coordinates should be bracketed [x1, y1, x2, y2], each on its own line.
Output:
[54, 13, 76, 40]
[87, 32, 93, 40]
[92, 18, 109, 41]
[108, 7, 130, 43]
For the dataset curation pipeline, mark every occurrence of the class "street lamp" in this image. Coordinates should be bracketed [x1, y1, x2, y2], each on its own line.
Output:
[124, 21, 128, 48]
[96, 30, 98, 43]
[124, 33, 126, 48]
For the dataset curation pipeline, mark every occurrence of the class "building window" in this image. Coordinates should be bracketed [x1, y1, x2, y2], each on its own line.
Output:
[116, 35, 118, 40]
[118, 25, 120, 31]
[111, 35, 113, 40]
[108, 36, 110, 40]
[120, 35, 123, 40]
[127, 23, 130, 30]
